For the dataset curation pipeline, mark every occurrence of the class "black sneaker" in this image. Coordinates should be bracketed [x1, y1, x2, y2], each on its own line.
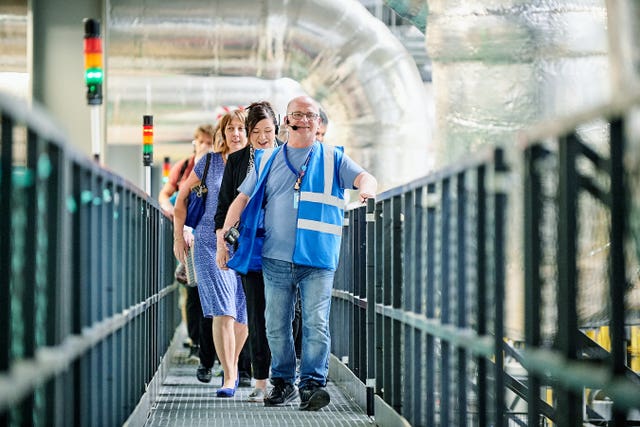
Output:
[264, 379, 297, 406]
[196, 364, 212, 383]
[299, 381, 330, 411]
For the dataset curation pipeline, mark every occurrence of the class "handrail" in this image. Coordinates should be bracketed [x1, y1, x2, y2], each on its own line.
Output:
[0, 92, 179, 426]
[333, 145, 510, 425]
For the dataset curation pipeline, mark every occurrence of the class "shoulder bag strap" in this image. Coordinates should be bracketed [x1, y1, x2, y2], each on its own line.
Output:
[177, 158, 189, 184]
[201, 153, 212, 183]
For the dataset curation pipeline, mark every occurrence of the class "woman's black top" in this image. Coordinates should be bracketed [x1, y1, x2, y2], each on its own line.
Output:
[214, 140, 281, 231]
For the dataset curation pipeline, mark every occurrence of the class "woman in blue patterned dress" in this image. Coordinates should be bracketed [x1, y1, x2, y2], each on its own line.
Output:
[173, 109, 249, 397]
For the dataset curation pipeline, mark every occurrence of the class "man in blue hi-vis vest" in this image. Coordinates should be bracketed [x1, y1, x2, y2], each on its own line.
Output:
[217, 95, 377, 411]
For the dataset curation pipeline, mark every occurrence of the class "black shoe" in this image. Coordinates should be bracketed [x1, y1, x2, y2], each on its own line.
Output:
[238, 372, 252, 388]
[264, 379, 297, 406]
[299, 380, 330, 411]
[196, 364, 212, 383]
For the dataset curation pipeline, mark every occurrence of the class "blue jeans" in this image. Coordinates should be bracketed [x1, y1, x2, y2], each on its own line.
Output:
[262, 258, 334, 388]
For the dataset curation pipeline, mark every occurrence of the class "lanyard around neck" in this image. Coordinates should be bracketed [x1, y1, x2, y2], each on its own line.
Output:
[283, 142, 314, 191]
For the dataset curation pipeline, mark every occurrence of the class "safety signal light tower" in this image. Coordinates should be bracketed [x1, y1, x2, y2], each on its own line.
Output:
[83, 18, 103, 162]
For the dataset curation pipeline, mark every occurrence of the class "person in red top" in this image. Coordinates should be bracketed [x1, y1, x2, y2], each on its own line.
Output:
[158, 124, 216, 219]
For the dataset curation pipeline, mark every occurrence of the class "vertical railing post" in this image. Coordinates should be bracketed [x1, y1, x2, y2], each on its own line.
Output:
[381, 199, 392, 402]
[524, 144, 545, 426]
[402, 189, 415, 424]
[493, 148, 508, 427]
[440, 177, 452, 426]
[608, 118, 628, 426]
[71, 162, 85, 427]
[425, 182, 437, 426]
[88, 171, 99, 427]
[375, 198, 384, 397]
[391, 195, 403, 412]
[456, 171, 468, 425]
[45, 142, 63, 425]
[414, 187, 425, 426]
[113, 184, 124, 424]
[366, 198, 376, 416]
[22, 128, 39, 425]
[104, 182, 114, 427]
[351, 207, 359, 376]
[476, 165, 488, 427]
[0, 114, 13, 384]
[0, 112, 8, 424]
[347, 209, 354, 362]
[357, 205, 367, 380]
[556, 133, 581, 427]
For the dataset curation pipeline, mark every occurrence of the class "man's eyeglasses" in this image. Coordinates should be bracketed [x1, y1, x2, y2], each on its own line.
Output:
[288, 112, 319, 120]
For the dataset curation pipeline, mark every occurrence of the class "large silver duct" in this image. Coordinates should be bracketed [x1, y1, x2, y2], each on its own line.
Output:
[107, 0, 433, 190]
[607, 0, 640, 288]
[427, 0, 610, 163]
[426, 0, 614, 338]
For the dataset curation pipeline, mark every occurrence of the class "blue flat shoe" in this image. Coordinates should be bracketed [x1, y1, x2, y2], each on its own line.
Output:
[216, 387, 236, 398]
[220, 372, 240, 388]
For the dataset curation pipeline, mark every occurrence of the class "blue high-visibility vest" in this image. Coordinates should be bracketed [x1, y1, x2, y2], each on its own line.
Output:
[293, 143, 345, 269]
[227, 142, 346, 273]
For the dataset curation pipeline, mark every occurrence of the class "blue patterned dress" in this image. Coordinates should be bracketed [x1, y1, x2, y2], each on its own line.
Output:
[193, 152, 247, 324]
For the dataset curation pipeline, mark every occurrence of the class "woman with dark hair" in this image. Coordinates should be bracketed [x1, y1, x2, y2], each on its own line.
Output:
[214, 100, 281, 402]
[174, 109, 249, 398]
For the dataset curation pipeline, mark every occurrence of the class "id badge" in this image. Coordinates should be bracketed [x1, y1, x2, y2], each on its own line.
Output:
[293, 191, 299, 209]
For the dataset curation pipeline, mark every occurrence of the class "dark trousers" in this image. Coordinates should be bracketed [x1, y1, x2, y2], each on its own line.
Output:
[185, 285, 201, 344]
[186, 286, 217, 367]
[199, 317, 217, 368]
[242, 271, 271, 379]
[239, 345, 251, 379]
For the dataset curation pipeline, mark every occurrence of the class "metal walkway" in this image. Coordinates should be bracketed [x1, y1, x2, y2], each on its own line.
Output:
[144, 337, 375, 427]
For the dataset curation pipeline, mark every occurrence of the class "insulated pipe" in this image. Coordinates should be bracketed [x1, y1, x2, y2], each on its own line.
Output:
[427, 0, 609, 164]
[107, 0, 433, 190]
[426, 0, 611, 337]
[607, 0, 640, 280]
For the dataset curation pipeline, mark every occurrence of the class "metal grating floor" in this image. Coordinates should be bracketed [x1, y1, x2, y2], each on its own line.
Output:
[144, 348, 375, 427]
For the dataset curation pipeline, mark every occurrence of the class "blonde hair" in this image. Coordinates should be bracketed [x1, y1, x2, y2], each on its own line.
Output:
[216, 109, 247, 156]
[194, 124, 215, 140]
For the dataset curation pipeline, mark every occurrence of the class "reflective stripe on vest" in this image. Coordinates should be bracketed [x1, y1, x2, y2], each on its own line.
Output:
[297, 218, 343, 236]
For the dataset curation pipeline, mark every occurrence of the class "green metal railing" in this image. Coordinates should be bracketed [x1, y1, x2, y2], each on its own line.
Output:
[331, 92, 640, 426]
[333, 147, 509, 426]
[518, 94, 640, 427]
[0, 93, 179, 427]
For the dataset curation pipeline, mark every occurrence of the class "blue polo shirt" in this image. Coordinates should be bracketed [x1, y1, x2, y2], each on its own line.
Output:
[239, 144, 363, 263]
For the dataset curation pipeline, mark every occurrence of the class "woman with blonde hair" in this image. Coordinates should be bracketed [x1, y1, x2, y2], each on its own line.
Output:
[173, 109, 249, 397]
